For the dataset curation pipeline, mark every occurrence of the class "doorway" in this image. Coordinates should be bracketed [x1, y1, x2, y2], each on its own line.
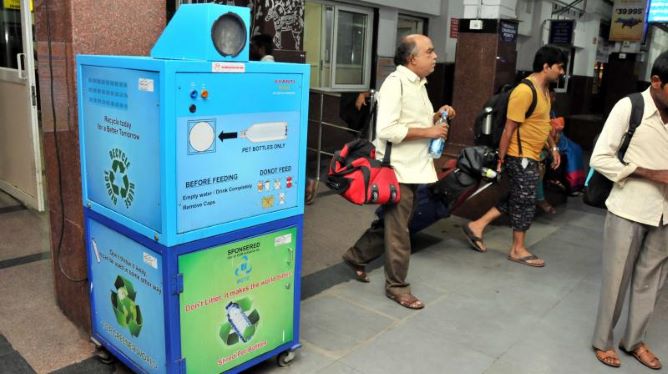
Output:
[0, 0, 44, 211]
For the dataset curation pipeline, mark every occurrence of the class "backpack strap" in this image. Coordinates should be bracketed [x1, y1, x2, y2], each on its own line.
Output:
[520, 78, 538, 119]
[514, 79, 538, 156]
[617, 92, 644, 163]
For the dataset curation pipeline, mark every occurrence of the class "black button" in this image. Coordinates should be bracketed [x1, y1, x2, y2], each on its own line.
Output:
[189, 104, 197, 113]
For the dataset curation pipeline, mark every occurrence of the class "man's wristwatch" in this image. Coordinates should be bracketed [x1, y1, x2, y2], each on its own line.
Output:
[551, 146, 559, 152]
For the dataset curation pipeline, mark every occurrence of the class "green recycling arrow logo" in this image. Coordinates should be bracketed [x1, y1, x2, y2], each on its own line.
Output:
[111, 275, 143, 337]
[104, 148, 135, 208]
[219, 297, 260, 345]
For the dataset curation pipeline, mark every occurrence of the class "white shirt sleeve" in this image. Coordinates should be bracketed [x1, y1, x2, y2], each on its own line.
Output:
[375, 76, 409, 144]
[590, 97, 638, 184]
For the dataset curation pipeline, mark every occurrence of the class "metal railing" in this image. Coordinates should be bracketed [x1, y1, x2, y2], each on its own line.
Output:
[307, 89, 376, 186]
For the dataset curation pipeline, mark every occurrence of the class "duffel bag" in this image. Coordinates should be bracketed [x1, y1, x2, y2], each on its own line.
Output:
[326, 138, 400, 205]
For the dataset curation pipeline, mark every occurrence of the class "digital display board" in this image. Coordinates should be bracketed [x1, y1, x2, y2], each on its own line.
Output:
[648, 0, 668, 22]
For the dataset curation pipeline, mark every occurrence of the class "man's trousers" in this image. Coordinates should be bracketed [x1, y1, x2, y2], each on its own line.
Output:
[343, 184, 418, 296]
[592, 212, 668, 351]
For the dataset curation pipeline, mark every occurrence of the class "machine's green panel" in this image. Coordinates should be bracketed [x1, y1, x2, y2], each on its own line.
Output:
[178, 228, 296, 373]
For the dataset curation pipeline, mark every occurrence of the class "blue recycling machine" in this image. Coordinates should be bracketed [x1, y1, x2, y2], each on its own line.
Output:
[77, 4, 309, 373]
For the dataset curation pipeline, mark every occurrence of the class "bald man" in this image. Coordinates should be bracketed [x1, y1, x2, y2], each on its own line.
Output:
[342, 35, 456, 309]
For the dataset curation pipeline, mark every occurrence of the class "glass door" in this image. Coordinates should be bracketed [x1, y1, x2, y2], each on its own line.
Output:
[0, 0, 44, 211]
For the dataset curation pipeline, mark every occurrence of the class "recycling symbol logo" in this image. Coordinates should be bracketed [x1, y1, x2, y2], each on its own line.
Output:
[104, 148, 135, 208]
[234, 255, 252, 277]
[219, 297, 260, 345]
[111, 275, 143, 337]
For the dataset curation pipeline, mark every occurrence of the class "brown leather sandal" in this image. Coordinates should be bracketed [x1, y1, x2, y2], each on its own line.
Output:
[594, 348, 621, 368]
[386, 292, 424, 310]
[620, 343, 662, 370]
[342, 257, 369, 283]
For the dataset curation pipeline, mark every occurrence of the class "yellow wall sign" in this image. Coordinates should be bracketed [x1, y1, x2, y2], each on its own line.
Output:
[3, 0, 33, 11]
[609, 0, 647, 42]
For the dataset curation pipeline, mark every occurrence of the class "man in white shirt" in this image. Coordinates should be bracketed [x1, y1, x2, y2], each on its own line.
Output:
[342, 34, 455, 309]
[591, 51, 668, 369]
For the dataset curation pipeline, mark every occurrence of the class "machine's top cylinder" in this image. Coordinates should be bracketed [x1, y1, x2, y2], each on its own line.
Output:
[150, 4, 250, 62]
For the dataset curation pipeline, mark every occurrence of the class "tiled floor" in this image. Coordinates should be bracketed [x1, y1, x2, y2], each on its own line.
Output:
[1, 188, 668, 373]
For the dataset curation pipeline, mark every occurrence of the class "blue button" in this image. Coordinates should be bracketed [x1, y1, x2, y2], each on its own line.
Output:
[190, 90, 198, 99]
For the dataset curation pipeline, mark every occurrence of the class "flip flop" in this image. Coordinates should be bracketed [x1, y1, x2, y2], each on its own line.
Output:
[594, 348, 621, 368]
[342, 257, 370, 283]
[537, 200, 556, 214]
[461, 224, 486, 252]
[507, 254, 545, 267]
[386, 292, 424, 310]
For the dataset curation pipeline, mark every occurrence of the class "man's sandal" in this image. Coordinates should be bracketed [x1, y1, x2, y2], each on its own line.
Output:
[386, 292, 424, 310]
[462, 223, 486, 252]
[620, 343, 662, 370]
[507, 254, 545, 267]
[342, 257, 370, 283]
[594, 348, 621, 368]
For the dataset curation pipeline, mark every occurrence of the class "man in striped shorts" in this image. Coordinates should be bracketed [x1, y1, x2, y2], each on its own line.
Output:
[462, 45, 566, 267]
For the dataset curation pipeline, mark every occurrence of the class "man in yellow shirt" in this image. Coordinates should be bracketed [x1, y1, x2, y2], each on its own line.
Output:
[463, 45, 566, 267]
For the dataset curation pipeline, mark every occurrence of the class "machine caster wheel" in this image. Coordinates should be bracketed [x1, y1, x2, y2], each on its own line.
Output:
[276, 350, 296, 367]
[95, 347, 115, 365]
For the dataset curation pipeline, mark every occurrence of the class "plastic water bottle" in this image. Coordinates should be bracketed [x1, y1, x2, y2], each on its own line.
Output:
[429, 110, 448, 158]
[480, 167, 497, 179]
[482, 107, 493, 135]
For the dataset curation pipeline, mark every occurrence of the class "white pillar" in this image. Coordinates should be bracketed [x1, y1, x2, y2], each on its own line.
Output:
[464, 0, 518, 19]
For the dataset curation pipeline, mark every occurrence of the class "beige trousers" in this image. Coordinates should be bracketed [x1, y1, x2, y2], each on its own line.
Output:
[592, 212, 668, 351]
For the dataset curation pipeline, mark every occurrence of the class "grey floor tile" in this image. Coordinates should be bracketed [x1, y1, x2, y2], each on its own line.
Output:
[317, 360, 364, 374]
[302, 191, 376, 276]
[550, 230, 603, 254]
[340, 321, 495, 374]
[242, 343, 335, 374]
[0, 334, 12, 356]
[50, 357, 116, 374]
[409, 290, 544, 358]
[408, 243, 583, 310]
[327, 271, 446, 320]
[0, 351, 35, 374]
[299, 294, 395, 355]
[489, 278, 668, 374]
[488, 335, 650, 374]
[537, 208, 604, 233]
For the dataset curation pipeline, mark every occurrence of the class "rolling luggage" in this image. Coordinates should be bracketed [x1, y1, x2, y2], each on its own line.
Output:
[375, 146, 498, 233]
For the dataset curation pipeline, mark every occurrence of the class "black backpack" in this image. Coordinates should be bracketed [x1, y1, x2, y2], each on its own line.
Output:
[473, 79, 537, 149]
[582, 93, 644, 208]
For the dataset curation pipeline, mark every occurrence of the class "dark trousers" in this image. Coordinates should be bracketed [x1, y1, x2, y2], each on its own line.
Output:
[496, 156, 540, 232]
[343, 183, 418, 295]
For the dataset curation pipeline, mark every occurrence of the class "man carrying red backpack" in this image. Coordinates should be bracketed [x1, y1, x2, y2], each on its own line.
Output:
[341, 34, 455, 310]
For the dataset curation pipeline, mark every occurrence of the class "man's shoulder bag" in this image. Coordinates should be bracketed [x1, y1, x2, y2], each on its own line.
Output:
[583, 93, 644, 208]
[326, 138, 400, 205]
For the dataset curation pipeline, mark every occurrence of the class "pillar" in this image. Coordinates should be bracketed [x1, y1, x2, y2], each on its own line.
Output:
[34, 0, 165, 332]
[448, 18, 518, 157]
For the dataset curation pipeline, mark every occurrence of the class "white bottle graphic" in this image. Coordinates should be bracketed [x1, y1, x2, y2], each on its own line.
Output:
[239, 122, 288, 143]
